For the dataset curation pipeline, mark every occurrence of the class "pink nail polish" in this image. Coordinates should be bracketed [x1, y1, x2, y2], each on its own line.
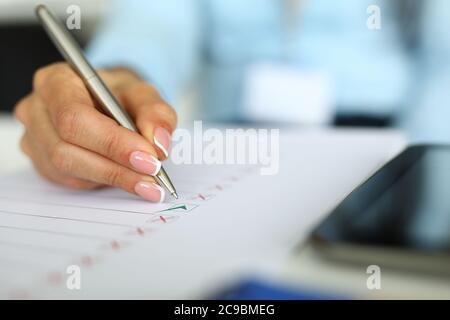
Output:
[154, 127, 171, 157]
[134, 181, 165, 203]
[129, 151, 161, 176]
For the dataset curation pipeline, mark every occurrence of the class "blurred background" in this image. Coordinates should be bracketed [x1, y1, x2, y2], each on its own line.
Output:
[1, 0, 450, 141]
[0, 0, 104, 113]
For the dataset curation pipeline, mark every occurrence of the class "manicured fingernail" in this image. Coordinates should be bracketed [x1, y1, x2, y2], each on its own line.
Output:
[129, 151, 161, 176]
[134, 181, 165, 203]
[154, 127, 171, 157]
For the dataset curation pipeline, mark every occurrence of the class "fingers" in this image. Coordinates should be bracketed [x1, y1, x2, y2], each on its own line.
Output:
[26, 126, 163, 200]
[17, 97, 101, 190]
[48, 140, 146, 193]
[49, 139, 164, 201]
[21, 131, 100, 190]
[32, 63, 163, 178]
[120, 82, 177, 159]
[18, 97, 164, 201]
[50, 142, 164, 202]
[15, 63, 176, 202]
[50, 103, 163, 177]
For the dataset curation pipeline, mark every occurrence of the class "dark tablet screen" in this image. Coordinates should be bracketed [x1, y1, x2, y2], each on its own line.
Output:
[313, 145, 450, 252]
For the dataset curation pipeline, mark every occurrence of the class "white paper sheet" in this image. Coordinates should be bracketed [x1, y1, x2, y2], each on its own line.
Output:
[0, 130, 406, 299]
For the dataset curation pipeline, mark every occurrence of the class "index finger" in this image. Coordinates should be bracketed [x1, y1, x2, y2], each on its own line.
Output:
[119, 82, 177, 160]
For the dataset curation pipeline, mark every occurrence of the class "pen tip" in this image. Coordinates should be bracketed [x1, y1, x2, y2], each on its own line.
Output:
[172, 192, 179, 199]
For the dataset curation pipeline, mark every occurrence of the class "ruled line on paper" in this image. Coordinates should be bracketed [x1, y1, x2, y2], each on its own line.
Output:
[0, 164, 257, 298]
[0, 240, 85, 256]
[0, 196, 167, 215]
[0, 225, 112, 241]
[0, 210, 139, 228]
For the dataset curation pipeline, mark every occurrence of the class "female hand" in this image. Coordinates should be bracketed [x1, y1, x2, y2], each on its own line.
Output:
[14, 63, 177, 202]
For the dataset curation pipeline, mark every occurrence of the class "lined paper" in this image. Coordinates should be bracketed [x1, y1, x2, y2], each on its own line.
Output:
[0, 130, 406, 299]
[0, 163, 258, 298]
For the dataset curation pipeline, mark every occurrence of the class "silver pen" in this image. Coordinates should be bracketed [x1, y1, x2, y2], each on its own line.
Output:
[35, 4, 178, 199]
